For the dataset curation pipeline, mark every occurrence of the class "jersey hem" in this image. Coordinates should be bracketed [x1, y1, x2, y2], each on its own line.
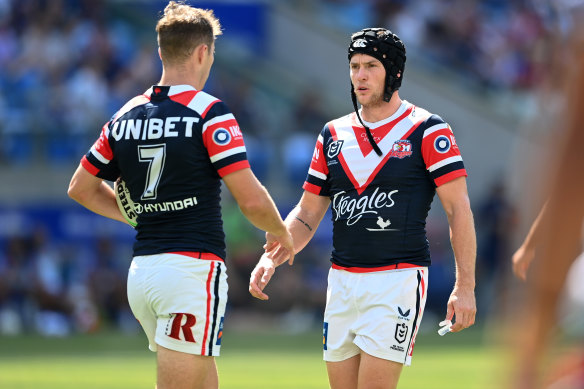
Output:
[169, 251, 224, 262]
[80, 156, 99, 176]
[217, 160, 250, 177]
[435, 169, 467, 187]
[331, 262, 423, 273]
[302, 181, 322, 195]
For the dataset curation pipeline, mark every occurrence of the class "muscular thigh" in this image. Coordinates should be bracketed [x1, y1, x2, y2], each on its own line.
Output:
[357, 351, 403, 389]
[326, 352, 403, 389]
[157, 345, 218, 389]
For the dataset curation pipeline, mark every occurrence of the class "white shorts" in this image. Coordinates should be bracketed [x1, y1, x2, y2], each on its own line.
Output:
[323, 266, 428, 366]
[127, 253, 228, 356]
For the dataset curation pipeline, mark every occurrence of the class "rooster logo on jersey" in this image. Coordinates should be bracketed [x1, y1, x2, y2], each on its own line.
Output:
[388, 140, 412, 159]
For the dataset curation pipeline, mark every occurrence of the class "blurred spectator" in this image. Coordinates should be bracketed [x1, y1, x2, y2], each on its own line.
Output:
[87, 237, 128, 329]
[424, 214, 457, 317]
[0, 236, 34, 333]
[475, 180, 516, 314]
[282, 89, 328, 187]
[30, 227, 72, 336]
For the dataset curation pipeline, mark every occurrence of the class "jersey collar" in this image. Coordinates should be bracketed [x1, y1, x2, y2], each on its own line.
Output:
[144, 84, 198, 98]
[361, 100, 411, 129]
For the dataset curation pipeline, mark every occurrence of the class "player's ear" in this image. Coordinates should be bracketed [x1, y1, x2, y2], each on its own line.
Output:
[158, 47, 162, 61]
[195, 43, 208, 65]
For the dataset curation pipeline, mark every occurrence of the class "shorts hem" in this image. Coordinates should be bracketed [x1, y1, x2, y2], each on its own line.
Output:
[323, 350, 360, 362]
[353, 338, 410, 366]
[154, 336, 220, 357]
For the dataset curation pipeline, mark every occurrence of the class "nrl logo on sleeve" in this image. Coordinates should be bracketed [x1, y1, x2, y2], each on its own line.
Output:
[327, 140, 344, 159]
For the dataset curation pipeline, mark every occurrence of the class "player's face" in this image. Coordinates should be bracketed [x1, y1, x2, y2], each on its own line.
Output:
[350, 54, 385, 107]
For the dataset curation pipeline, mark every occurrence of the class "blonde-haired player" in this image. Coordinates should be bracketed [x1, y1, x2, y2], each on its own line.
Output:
[68, 2, 293, 388]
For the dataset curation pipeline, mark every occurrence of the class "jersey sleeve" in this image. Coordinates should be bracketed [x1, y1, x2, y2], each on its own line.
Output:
[80, 121, 120, 181]
[201, 102, 250, 178]
[421, 115, 467, 187]
[302, 127, 330, 196]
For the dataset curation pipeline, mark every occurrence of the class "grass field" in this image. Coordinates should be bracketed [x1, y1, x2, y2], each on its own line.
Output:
[0, 326, 506, 388]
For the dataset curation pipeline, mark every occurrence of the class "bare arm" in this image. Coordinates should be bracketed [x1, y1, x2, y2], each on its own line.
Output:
[249, 191, 330, 300]
[436, 176, 477, 332]
[267, 191, 331, 258]
[222, 168, 294, 262]
[511, 202, 548, 281]
[513, 53, 584, 389]
[68, 164, 129, 225]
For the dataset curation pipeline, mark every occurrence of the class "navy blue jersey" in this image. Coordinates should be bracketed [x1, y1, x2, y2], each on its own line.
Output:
[303, 101, 467, 269]
[81, 85, 249, 258]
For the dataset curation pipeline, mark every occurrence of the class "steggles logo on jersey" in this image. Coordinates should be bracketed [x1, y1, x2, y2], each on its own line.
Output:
[212, 128, 231, 146]
[388, 140, 413, 159]
[327, 140, 344, 159]
[365, 216, 398, 232]
[332, 187, 398, 226]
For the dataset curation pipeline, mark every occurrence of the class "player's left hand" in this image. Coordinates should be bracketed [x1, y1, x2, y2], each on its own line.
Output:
[445, 285, 476, 332]
[264, 231, 294, 265]
[511, 244, 535, 281]
[249, 252, 279, 300]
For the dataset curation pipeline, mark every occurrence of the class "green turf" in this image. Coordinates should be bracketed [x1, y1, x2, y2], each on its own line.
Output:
[0, 328, 505, 388]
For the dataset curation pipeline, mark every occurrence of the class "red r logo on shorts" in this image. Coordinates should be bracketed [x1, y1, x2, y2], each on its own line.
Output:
[167, 313, 197, 343]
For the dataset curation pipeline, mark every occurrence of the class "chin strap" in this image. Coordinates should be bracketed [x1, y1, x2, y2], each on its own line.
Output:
[351, 88, 382, 156]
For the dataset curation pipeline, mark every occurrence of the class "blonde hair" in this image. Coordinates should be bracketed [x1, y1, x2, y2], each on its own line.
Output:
[156, 1, 222, 65]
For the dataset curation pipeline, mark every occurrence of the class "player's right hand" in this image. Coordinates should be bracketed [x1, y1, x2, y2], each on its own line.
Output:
[445, 285, 476, 332]
[249, 253, 278, 300]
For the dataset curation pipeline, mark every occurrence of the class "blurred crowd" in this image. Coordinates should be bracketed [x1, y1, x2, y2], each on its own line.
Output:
[0, 0, 575, 337]
[314, 0, 569, 92]
[0, 229, 134, 335]
[0, 0, 572, 164]
[0, 0, 159, 164]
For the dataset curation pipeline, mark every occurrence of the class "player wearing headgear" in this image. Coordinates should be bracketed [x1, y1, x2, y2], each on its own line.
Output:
[250, 27, 477, 388]
[67, 2, 294, 388]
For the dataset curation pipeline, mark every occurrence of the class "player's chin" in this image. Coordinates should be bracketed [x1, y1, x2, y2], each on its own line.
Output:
[357, 94, 383, 108]
[355, 94, 370, 106]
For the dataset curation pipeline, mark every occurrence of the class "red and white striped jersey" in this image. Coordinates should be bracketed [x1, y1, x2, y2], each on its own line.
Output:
[303, 101, 467, 268]
[81, 85, 249, 259]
